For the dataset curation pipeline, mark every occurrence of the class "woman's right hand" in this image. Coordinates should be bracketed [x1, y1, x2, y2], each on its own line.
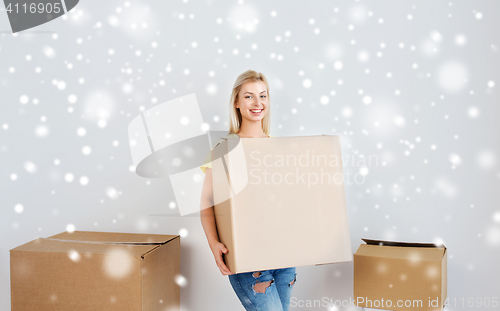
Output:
[210, 241, 234, 275]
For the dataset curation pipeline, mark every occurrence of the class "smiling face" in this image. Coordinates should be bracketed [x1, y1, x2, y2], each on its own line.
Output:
[235, 80, 268, 122]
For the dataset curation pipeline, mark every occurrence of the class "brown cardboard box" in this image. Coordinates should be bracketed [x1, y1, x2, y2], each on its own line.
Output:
[211, 134, 352, 273]
[10, 231, 180, 311]
[354, 238, 447, 311]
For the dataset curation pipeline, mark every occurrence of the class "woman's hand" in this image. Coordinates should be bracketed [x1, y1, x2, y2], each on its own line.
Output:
[210, 241, 234, 275]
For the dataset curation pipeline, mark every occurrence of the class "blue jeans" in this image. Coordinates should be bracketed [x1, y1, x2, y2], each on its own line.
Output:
[228, 267, 297, 311]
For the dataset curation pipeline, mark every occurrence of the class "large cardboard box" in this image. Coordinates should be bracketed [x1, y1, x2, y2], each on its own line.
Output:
[211, 134, 352, 273]
[10, 231, 180, 311]
[354, 238, 447, 311]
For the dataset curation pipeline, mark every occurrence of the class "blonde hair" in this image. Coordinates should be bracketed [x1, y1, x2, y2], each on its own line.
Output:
[229, 70, 271, 135]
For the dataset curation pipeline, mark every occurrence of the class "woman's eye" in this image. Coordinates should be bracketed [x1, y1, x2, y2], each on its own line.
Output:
[261, 95, 266, 98]
[245, 96, 251, 98]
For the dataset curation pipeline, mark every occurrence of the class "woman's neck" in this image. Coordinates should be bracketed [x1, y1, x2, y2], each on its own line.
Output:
[236, 132, 269, 138]
[236, 122, 267, 138]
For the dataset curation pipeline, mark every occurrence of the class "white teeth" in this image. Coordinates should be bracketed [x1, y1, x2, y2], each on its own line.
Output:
[251, 109, 262, 112]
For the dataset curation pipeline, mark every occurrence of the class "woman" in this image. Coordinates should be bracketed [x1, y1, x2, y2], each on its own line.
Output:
[199, 70, 297, 311]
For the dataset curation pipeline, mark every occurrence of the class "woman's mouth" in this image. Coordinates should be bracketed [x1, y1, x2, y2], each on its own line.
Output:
[250, 109, 263, 115]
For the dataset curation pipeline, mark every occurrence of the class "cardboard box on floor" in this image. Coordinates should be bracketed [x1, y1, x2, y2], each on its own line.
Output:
[354, 238, 447, 311]
[211, 134, 352, 273]
[10, 231, 180, 311]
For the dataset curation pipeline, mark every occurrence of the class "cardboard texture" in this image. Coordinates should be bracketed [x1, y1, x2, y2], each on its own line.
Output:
[211, 134, 352, 273]
[10, 231, 180, 311]
[354, 238, 447, 311]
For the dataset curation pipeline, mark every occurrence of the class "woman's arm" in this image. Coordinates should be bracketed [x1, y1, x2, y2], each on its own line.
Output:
[200, 167, 233, 275]
[200, 167, 219, 244]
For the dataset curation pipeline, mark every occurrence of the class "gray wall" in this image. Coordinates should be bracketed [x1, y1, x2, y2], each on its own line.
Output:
[1, 1, 499, 310]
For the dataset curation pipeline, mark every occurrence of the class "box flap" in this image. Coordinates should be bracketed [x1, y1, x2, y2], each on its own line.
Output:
[9, 238, 158, 259]
[356, 238, 446, 262]
[10, 232, 180, 260]
[47, 231, 178, 245]
[362, 238, 445, 248]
